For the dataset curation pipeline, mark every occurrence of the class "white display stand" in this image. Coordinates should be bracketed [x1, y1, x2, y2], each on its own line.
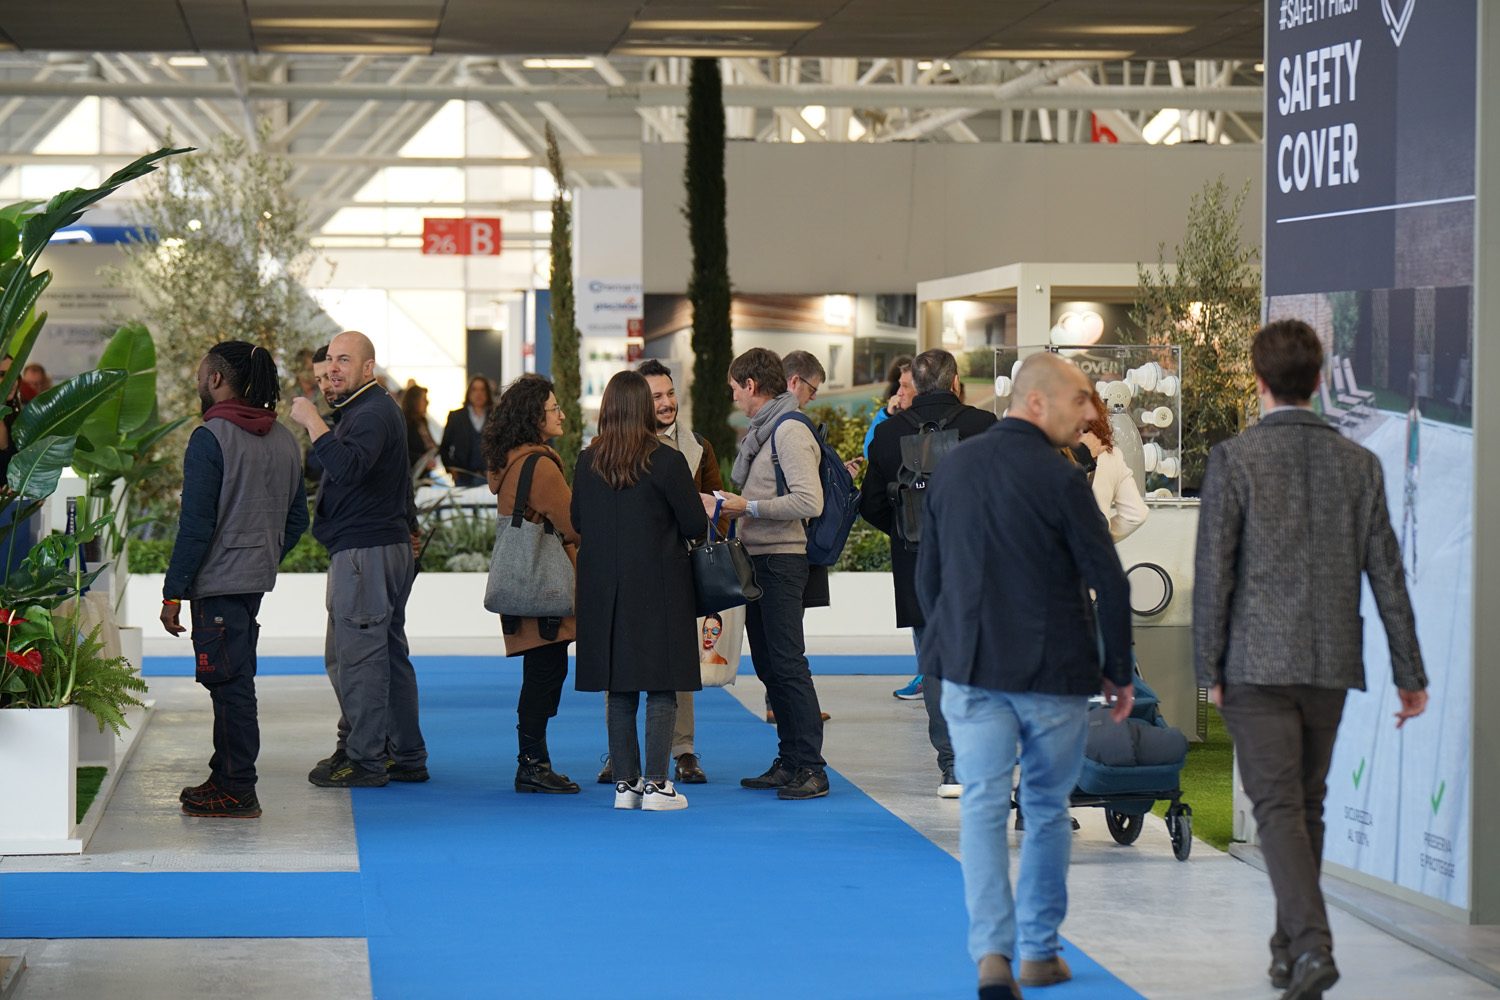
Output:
[0, 706, 78, 853]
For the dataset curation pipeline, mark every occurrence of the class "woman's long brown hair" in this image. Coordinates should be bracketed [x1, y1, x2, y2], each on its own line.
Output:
[587, 370, 657, 489]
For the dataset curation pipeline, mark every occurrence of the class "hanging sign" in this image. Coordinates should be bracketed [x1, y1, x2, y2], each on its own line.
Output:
[421, 217, 502, 256]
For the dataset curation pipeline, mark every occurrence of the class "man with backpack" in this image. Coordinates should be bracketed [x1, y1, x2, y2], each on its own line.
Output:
[711, 347, 832, 800]
[859, 349, 995, 798]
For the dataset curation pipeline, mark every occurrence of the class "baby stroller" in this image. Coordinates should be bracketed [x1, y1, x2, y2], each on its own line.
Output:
[1009, 674, 1193, 860]
[1071, 674, 1193, 860]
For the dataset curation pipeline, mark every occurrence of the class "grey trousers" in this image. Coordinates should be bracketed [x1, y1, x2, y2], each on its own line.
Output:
[324, 543, 427, 772]
[1220, 683, 1347, 960]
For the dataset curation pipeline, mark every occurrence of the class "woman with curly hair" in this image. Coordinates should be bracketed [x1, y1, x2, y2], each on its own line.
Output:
[1079, 387, 1148, 542]
[483, 373, 580, 794]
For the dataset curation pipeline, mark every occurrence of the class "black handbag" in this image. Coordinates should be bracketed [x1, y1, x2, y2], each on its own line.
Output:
[690, 501, 762, 616]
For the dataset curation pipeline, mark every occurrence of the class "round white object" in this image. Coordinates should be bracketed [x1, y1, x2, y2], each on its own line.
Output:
[994, 375, 1013, 398]
[1158, 455, 1180, 478]
[1157, 374, 1180, 397]
[1150, 406, 1174, 428]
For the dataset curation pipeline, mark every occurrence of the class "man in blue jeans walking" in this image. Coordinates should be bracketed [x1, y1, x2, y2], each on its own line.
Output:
[916, 352, 1134, 1000]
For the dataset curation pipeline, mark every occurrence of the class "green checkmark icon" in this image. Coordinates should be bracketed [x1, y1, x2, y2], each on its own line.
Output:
[1431, 780, 1446, 816]
[1353, 758, 1365, 789]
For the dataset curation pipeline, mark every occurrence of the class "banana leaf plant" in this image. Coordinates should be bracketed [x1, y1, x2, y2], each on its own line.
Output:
[0, 146, 190, 601]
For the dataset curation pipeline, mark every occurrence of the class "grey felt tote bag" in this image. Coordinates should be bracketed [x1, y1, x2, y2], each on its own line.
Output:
[483, 452, 575, 618]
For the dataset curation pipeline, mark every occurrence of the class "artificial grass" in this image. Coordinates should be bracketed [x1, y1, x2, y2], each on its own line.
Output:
[1153, 707, 1234, 850]
[76, 766, 107, 824]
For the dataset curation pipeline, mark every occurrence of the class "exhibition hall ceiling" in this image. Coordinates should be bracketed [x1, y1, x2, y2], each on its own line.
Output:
[0, 1, 1264, 60]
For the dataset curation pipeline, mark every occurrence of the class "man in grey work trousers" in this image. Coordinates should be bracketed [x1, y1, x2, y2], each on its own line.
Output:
[291, 330, 429, 788]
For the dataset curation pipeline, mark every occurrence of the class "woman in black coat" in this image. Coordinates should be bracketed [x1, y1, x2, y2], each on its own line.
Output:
[439, 375, 494, 488]
[572, 370, 707, 812]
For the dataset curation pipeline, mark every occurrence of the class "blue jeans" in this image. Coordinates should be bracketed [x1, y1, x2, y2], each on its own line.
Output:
[941, 680, 1088, 963]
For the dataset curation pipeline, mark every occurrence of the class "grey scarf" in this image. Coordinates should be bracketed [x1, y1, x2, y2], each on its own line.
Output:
[732, 391, 801, 487]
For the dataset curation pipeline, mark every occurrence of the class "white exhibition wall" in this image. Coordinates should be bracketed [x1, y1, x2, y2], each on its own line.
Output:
[642, 142, 1262, 294]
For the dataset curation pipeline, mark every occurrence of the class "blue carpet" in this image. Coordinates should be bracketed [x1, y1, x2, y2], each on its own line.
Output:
[4, 663, 1138, 999]
[0, 872, 365, 937]
[142, 653, 920, 677]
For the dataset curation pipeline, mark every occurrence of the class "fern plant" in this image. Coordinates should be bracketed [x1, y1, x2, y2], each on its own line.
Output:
[50, 622, 147, 737]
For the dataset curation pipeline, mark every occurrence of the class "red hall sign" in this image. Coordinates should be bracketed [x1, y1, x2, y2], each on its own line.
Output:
[421, 217, 502, 255]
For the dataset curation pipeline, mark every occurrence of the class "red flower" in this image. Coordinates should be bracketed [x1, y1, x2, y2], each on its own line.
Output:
[0, 609, 26, 626]
[6, 649, 42, 675]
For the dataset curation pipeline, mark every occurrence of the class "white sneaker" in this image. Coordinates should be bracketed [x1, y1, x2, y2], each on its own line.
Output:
[614, 779, 644, 810]
[938, 769, 962, 799]
[642, 780, 689, 811]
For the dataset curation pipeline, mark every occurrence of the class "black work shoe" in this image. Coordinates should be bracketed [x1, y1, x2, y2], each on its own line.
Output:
[777, 767, 830, 800]
[740, 757, 795, 789]
[386, 759, 430, 783]
[179, 777, 215, 803]
[674, 753, 708, 784]
[310, 760, 389, 788]
[1269, 956, 1293, 990]
[515, 756, 581, 794]
[308, 749, 350, 784]
[181, 783, 262, 818]
[1282, 948, 1338, 1000]
[596, 755, 614, 784]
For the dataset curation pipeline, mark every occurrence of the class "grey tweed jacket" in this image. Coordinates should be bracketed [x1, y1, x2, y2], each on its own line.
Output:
[1193, 408, 1426, 692]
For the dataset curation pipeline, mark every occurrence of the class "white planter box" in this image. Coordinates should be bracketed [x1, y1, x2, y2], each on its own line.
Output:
[74, 707, 115, 768]
[118, 625, 143, 674]
[0, 706, 79, 853]
[126, 570, 908, 643]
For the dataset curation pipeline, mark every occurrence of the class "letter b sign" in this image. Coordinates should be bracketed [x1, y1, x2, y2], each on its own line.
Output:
[421, 217, 502, 256]
[466, 218, 500, 256]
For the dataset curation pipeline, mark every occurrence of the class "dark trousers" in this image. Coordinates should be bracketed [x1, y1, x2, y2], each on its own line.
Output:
[191, 593, 264, 793]
[1220, 683, 1348, 960]
[516, 641, 569, 758]
[744, 553, 825, 771]
[912, 626, 954, 772]
[325, 543, 427, 773]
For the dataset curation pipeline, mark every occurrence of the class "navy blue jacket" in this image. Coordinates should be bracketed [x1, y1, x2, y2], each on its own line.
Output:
[312, 380, 415, 555]
[915, 417, 1132, 695]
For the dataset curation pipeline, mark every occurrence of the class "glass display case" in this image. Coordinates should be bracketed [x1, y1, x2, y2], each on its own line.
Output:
[990, 344, 1185, 500]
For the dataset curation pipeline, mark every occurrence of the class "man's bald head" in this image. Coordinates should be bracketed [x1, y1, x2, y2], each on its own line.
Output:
[325, 330, 377, 398]
[1009, 352, 1097, 448]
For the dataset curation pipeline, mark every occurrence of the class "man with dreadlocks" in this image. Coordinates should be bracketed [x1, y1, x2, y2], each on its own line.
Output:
[162, 340, 309, 819]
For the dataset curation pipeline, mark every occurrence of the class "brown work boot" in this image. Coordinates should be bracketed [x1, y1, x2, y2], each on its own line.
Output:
[978, 954, 1022, 999]
[1018, 956, 1070, 988]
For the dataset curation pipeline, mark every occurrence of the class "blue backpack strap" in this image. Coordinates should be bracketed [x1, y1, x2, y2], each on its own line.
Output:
[769, 411, 816, 497]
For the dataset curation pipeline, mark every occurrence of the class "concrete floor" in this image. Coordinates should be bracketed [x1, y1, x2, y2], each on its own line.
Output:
[3, 667, 1497, 999]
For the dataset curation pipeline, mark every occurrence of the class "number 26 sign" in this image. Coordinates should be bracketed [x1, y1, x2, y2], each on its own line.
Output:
[421, 217, 502, 256]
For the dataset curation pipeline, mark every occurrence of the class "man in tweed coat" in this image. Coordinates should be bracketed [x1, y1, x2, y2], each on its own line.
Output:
[1194, 318, 1428, 1000]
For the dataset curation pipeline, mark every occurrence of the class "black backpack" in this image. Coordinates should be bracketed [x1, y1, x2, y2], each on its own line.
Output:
[887, 404, 966, 551]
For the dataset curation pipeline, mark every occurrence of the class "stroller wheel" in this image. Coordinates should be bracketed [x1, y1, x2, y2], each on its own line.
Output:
[1166, 805, 1193, 861]
[1104, 810, 1144, 845]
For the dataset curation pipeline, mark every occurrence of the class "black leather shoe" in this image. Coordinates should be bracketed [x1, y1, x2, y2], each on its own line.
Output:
[741, 757, 795, 789]
[1269, 956, 1293, 990]
[307, 749, 350, 785]
[675, 753, 708, 784]
[777, 767, 830, 800]
[515, 756, 580, 794]
[1282, 948, 1338, 1000]
[596, 756, 614, 784]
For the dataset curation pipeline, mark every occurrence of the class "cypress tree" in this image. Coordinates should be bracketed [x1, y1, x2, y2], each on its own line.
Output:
[685, 58, 736, 466]
[545, 124, 583, 480]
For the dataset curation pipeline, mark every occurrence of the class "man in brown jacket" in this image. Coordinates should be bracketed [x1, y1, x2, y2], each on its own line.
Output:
[597, 359, 723, 785]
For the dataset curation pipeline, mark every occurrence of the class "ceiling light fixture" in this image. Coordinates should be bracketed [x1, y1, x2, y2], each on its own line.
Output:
[166, 55, 208, 67]
[1053, 24, 1193, 36]
[260, 43, 433, 54]
[613, 45, 784, 58]
[963, 48, 1134, 60]
[628, 20, 820, 32]
[251, 17, 440, 30]
[521, 58, 597, 69]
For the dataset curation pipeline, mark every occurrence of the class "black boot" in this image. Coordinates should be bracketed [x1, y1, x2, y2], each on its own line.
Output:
[515, 753, 580, 794]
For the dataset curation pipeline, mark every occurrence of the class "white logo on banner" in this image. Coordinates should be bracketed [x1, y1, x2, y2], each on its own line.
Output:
[1382, 0, 1415, 46]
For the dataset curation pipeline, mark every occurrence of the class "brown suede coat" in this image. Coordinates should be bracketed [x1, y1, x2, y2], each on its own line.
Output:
[487, 443, 579, 655]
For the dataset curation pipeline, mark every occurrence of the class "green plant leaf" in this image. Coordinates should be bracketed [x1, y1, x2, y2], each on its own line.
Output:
[19, 148, 193, 259]
[0, 268, 50, 348]
[7, 434, 77, 499]
[0, 201, 41, 226]
[95, 323, 158, 434]
[13, 368, 128, 450]
[0, 218, 17, 261]
[122, 414, 190, 455]
[5, 307, 46, 366]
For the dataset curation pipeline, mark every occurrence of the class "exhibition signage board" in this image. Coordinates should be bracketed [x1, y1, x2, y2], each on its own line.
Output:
[575, 277, 644, 339]
[421, 217, 502, 256]
[1264, 0, 1476, 910]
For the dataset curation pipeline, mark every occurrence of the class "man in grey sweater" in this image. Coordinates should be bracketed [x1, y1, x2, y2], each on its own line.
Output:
[1195, 318, 1428, 1000]
[711, 348, 830, 800]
